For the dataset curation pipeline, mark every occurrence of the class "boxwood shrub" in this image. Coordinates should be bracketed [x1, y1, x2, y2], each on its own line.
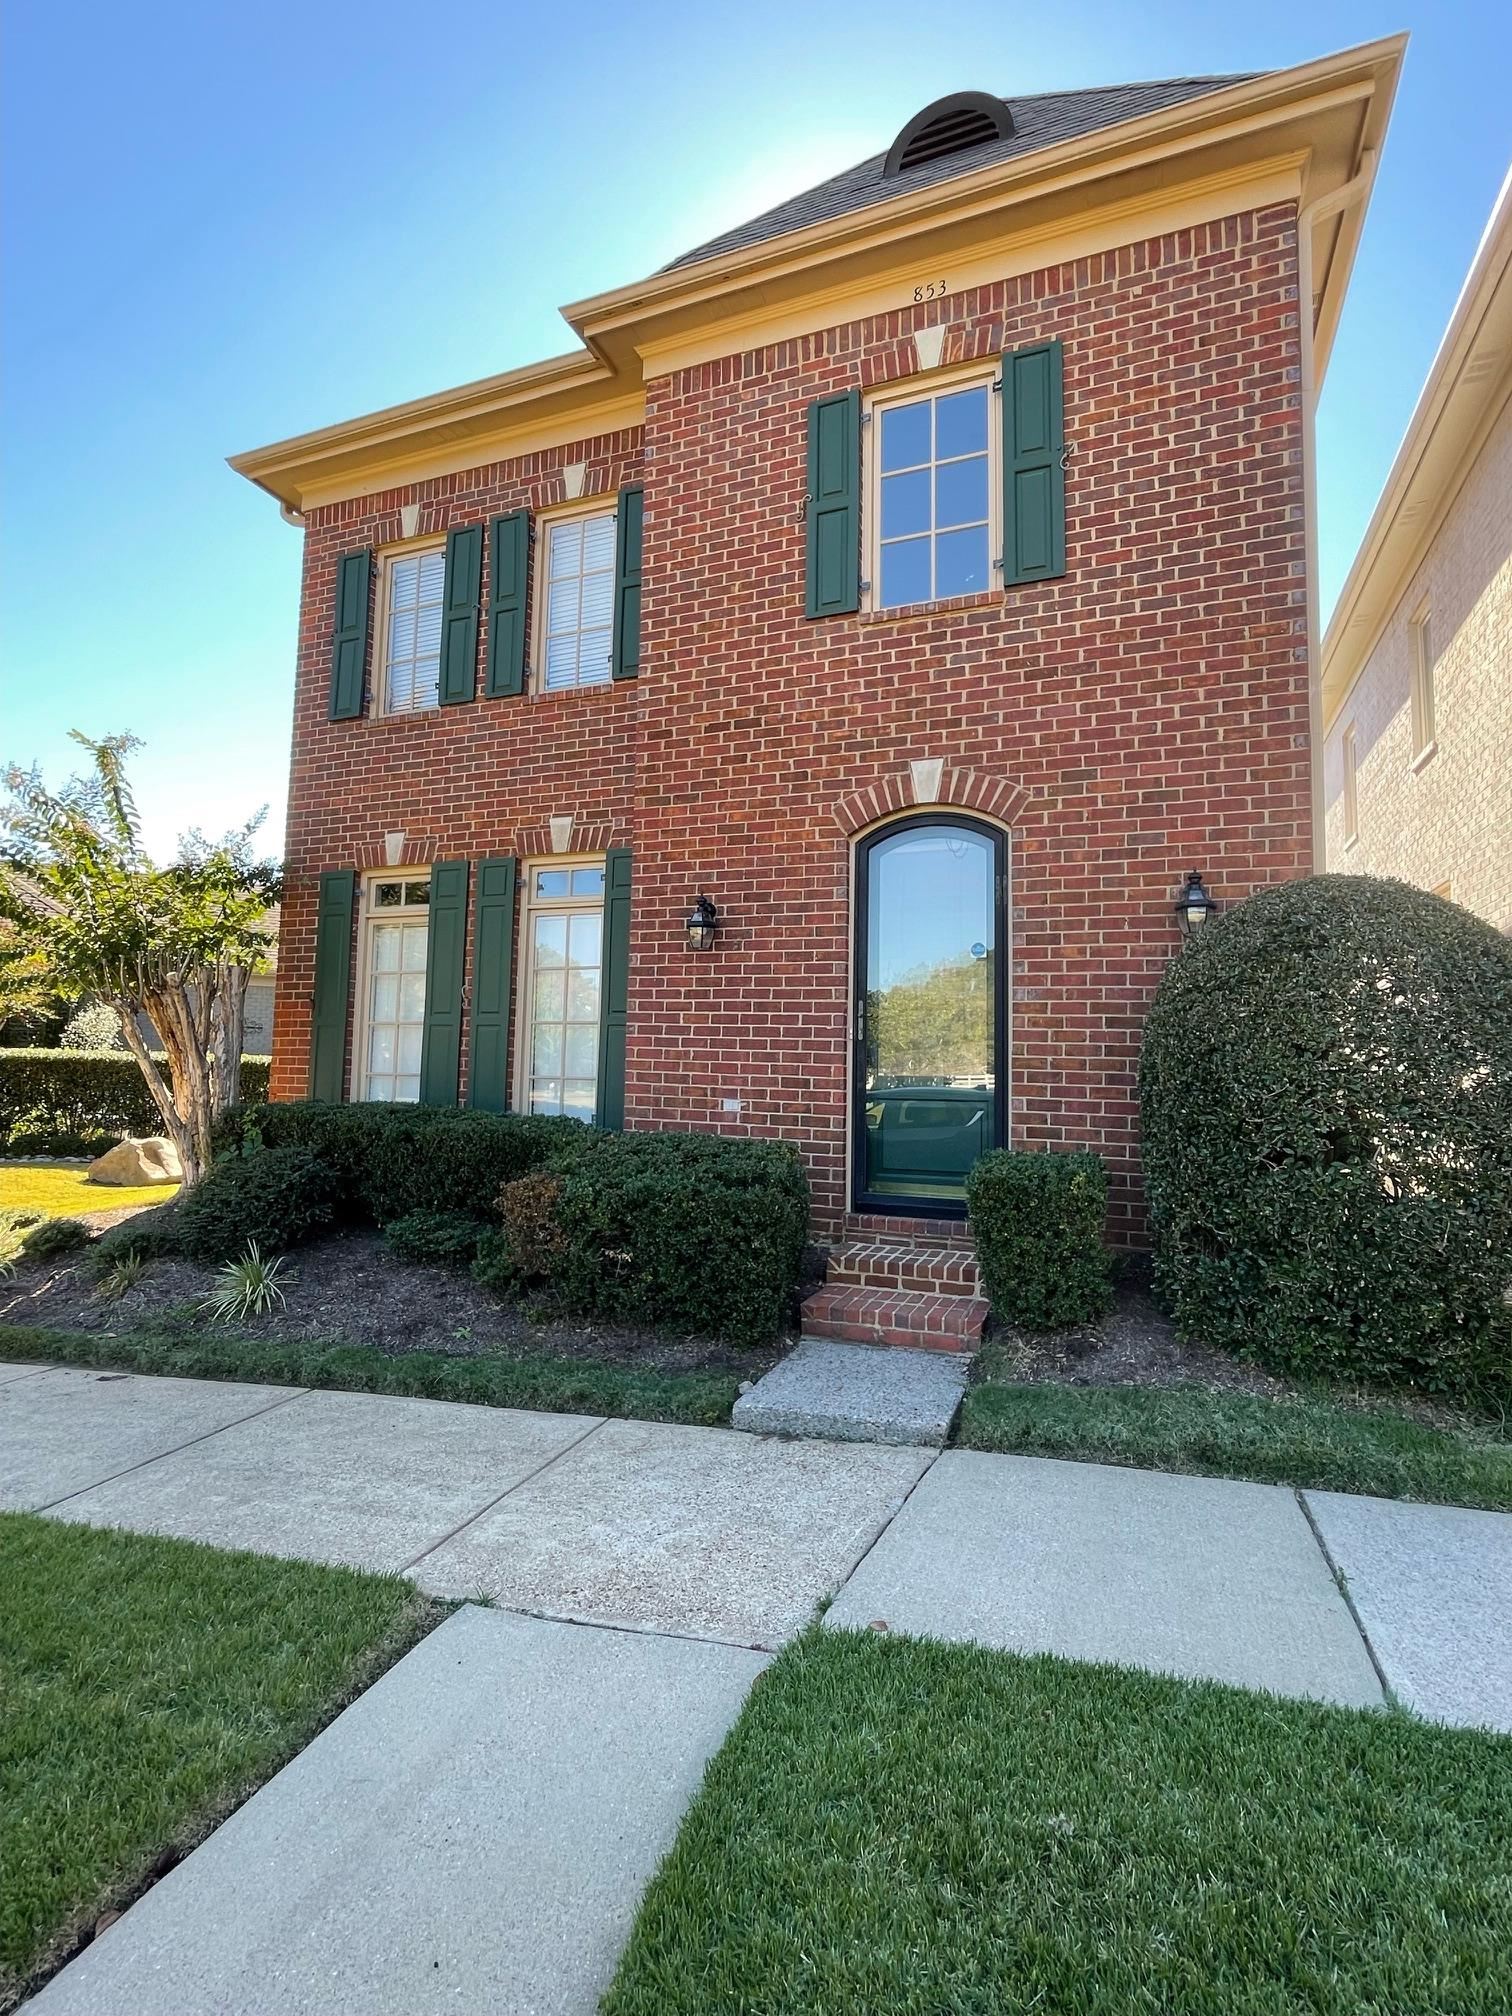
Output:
[382, 1211, 484, 1269]
[176, 1145, 338, 1265]
[1140, 875, 1512, 1399]
[85, 1207, 182, 1278]
[0, 1048, 269, 1154]
[19, 1215, 91, 1261]
[965, 1149, 1112, 1329]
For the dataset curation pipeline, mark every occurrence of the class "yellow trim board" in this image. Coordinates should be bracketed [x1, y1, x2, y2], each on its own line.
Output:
[231, 35, 1403, 514]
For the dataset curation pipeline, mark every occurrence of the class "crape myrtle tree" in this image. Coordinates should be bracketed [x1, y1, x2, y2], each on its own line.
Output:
[0, 733, 281, 1188]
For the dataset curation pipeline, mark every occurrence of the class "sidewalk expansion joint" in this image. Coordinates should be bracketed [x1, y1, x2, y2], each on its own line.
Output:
[472, 1599, 776, 1657]
[35, 1384, 312, 1514]
[398, 1414, 610, 1575]
[1294, 1486, 1396, 1708]
[823, 1445, 941, 1621]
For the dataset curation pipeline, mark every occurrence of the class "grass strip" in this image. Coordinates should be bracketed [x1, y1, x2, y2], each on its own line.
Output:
[0, 1322, 738, 1426]
[958, 1377, 1512, 1510]
[0, 1163, 178, 1217]
[0, 1513, 436, 2010]
[604, 1629, 1512, 2016]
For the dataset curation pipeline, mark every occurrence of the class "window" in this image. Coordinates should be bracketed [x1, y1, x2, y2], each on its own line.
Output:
[358, 878, 430, 1101]
[519, 863, 605, 1120]
[870, 373, 996, 610]
[1410, 606, 1436, 760]
[539, 511, 615, 690]
[380, 547, 445, 714]
[1342, 724, 1359, 845]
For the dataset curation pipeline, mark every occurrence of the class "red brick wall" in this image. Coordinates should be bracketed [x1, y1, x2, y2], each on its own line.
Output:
[274, 201, 1310, 1245]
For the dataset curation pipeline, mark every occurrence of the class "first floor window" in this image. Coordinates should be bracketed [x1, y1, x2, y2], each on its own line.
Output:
[541, 512, 615, 690]
[873, 377, 993, 608]
[360, 878, 430, 1101]
[521, 864, 605, 1119]
[382, 548, 446, 714]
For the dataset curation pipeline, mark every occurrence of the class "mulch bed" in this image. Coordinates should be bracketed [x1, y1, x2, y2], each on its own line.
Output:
[0, 1224, 788, 1379]
[980, 1282, 1290, 1400]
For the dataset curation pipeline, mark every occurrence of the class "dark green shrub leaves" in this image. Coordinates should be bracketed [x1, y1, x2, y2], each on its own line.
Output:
[966, 1150, 1111, 1329]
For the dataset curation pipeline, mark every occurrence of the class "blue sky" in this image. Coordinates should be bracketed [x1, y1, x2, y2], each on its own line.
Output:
[2, 0, 1507, 859]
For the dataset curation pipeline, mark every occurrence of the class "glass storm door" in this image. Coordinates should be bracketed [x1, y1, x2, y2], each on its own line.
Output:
[853, 818, 1005, 1213]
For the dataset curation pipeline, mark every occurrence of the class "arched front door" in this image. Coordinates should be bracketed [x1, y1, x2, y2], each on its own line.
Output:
[853, 815, 1006, 1215]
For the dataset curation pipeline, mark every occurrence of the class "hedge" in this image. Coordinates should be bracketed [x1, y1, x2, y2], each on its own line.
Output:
[965, 1149, 1112, 1330]
[1140, 875, 1512, 1400]
[176, 1146, 339, 1266]
[0, 1048, 270, 1156]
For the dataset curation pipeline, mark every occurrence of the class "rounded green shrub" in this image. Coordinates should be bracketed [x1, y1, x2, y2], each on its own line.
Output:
[176, 1145, 338, 1265]
[86, 1207, 182, 1278]
[1140, 875, 1512, 1398]
[966, 1150, 1112, 1329]
[21, 1216, 91, 1260]
[382, 1211, 483, 1269]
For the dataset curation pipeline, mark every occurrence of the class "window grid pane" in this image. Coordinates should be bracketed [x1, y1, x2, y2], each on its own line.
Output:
[543, 514, 615, 690]
[364, 918, 428, 1103]
[385, 551, 445, 713]
[527, 902, 602, 1120]
[877, 387, 992, 609]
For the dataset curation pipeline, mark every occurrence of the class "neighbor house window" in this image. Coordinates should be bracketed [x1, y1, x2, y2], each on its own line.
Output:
[868, 370, 997, 609]
[519, 863, 606, 1120]
[1342, 724, 1359, 844]
[539, 510, 615, 690]
[1409, 605, 1436, 759]
[358, 877, 430, 1101]
[380, 547, 446, 714]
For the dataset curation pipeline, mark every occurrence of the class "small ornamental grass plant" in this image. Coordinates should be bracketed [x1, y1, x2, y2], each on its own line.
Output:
[201, 1243, 288, 1323]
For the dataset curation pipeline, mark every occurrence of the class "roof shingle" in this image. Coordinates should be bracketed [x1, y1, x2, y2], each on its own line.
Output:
[665, 74, 1256, 271]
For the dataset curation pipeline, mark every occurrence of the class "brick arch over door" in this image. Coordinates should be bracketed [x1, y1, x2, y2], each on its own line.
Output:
[832, 763, 1030, 838]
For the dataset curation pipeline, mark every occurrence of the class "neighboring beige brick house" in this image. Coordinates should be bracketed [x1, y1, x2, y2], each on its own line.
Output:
[1322, 169, 1512, 930]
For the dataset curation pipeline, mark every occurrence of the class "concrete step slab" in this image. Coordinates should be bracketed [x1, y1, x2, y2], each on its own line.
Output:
[1303, 1489, 1512, 1732]
[26, 1606, 767, 2016]
[733, 1339, 970, 1446]
[826, 1450, 1384, 1709]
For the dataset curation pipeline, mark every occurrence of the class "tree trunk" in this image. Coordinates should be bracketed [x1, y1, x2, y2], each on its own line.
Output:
[209, 962, 249, 1118]
[111, 997, 204, 1186]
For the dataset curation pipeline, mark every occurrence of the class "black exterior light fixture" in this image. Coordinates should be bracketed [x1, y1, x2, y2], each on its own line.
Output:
[685, 893, 719, 953]
[1175, 869, 1215, 943]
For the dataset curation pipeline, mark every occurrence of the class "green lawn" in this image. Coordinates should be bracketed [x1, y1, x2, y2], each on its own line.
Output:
[958, 1376, 1512, 1511]
[604, 1630, 1512, 2016]
[0, 1161, 178, 1218]
[0, 1323, 740, 1427]
[0, 1514, 436, 2010]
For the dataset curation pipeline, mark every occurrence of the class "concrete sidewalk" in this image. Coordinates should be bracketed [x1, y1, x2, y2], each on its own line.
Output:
[6, 1357, 1510, 2012]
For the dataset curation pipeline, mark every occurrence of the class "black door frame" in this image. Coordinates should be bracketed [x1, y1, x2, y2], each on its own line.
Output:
[851, 812, 1009, 1219]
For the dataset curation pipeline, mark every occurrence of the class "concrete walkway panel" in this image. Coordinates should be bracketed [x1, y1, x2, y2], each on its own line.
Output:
[826, 1450, 1383, 1707]
[27, 1606, 767, 2016]
[0, 1360, 53, 1385]
[733, 1339, 970, 1445]
[417, 1417, 932, 1646]
[52, 1389, 601, 1572]
[1305, 1489, 1512, 1731]
[0, 1367, 300, 1511]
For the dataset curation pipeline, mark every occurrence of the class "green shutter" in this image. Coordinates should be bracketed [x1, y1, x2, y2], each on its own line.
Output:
[1001, 340, 1066, 584]
[468, 856, 517, 1113]
[328, 551, 371, 719]
[309, 870, 356, 1101]
[485, 510, 531, 697]
[805, 390, 860, 618]
[418, 859, 469, 1106]
[438, 524, 483, 705]
[611, 484, 644, 680]
[595, 847, 632, 1132]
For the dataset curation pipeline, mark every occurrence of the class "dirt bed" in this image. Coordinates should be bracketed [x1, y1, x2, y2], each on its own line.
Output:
[0, 1224, 787, 1379]
[981, 1283, 1295, 1400]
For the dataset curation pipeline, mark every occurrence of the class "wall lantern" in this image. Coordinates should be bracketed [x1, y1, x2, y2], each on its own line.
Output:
[685, 893, 719, 953]
[1175, 869, 1214, 942]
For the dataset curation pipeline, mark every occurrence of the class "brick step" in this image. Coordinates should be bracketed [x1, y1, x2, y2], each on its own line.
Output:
[843, 1212, 975, 1249]
[828, 1238, 981, 1297]
[800, 1284, 986, 1353]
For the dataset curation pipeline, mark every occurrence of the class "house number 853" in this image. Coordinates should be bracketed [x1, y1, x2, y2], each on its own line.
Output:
[912, 281, 947, 302]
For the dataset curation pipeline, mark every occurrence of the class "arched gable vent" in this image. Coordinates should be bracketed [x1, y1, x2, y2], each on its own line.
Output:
[884, 92, 1014, 176]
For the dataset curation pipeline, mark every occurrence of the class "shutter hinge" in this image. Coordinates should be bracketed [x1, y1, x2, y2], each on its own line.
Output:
[859, 579, 871, 593]
[860, 409, 873, 426]
[798, 495, 809, 522]
[992, 375, 1003, 391]
[992, 556, 1004, 573]
[1060, 441, 1075, 469]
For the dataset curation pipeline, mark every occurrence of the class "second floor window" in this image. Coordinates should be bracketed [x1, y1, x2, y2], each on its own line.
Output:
[873, 377, 995, 609]
[382, 547, 445, 714]
[542, 511, 616, 690]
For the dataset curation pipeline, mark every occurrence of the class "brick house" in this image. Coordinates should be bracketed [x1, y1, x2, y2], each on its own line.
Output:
[1322, 167, 1511, 930]
[233, 39, 1401, 1343]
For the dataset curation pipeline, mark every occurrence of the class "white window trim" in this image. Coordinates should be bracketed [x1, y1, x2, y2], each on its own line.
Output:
[350, 870, 431, 1102]
[1342, 723, 1359, 847]
[512, 854, 608, 1120]
[1408, 601, 1437, 766]
[530, 499, 618, 695]
[373, 536, 447, 718]
[862, 358, 1002, 615]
